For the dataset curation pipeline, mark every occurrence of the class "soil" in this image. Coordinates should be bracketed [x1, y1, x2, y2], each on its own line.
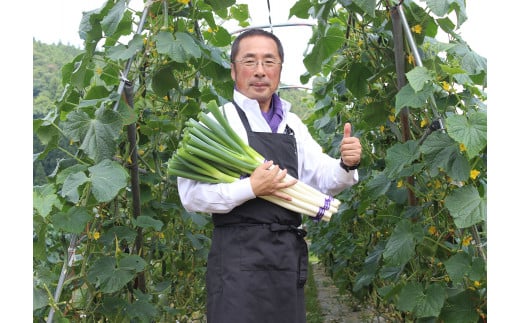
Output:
[311, 262, 387, 323]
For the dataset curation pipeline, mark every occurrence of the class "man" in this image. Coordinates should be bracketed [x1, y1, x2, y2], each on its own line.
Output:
[177, 28, 362, 322]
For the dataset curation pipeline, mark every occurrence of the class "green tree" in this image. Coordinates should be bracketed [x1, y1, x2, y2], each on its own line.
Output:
[33, 40, 83, 185]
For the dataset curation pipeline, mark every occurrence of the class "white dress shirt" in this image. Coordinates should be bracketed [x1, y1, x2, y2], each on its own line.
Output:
[177, 90, 358, 214]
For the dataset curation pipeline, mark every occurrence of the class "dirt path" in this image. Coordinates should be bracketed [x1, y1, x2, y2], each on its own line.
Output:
[311, 262, 386, 323]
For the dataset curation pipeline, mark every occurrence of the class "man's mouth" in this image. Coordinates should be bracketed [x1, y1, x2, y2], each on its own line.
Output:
[251, 82, 269, 88]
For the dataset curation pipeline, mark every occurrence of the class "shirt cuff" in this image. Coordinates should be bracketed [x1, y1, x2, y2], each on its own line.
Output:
[335, 161, 359, 184]
[232, 177, 256, 203]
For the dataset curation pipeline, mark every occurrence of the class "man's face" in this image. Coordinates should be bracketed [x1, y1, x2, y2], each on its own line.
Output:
[231, 35, 282, 111]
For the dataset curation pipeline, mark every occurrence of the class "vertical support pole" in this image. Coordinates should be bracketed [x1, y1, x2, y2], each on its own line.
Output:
[390, 6, 417, 207]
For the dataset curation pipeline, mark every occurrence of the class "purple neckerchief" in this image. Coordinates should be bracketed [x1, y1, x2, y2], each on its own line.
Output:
[261, 93, 284, 133]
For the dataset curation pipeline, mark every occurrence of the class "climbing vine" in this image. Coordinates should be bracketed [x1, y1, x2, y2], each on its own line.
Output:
[33, 0, 486, 322]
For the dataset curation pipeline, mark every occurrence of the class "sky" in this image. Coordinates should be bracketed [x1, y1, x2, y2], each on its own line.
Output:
[5, 0, 514, 319]
[31, 0, 490, 87]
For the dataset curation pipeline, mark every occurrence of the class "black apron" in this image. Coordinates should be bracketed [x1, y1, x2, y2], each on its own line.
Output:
[206, 102, 308, 323]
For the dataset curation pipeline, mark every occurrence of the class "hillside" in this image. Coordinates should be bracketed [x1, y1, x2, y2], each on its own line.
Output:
[33, 39, 82, 116]
[33, 40, 82, 185]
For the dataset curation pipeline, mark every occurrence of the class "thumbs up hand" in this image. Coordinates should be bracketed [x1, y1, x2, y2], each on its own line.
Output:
[340, 123, 361, 168]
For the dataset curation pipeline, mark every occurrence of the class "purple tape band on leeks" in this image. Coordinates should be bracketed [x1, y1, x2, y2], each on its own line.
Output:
[323, 196, 332, 210]
[315, 207, 325, 220]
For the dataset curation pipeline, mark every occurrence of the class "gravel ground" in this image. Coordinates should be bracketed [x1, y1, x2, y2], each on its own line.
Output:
[311, 263, 387, 323]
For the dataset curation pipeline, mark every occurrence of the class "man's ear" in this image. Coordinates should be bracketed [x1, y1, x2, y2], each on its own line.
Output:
[230, 64, 236, 82]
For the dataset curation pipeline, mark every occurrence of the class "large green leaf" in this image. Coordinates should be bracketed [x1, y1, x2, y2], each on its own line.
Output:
[106, 34, 144, 61]
[69, 53, 95, 89]
[406, 66, 433, 92]
[384, 140, 420, 178]
[99, 226, 137, 248]
[365, 171, 391, 199]
[136, 216, 164, 231]
[395, 83, 434, 115]
[63, 105, 123, 163]
[152, 65, 179, 97]
[397, 282, 445, 318]
[289, 0, 312, 19]
[444, 252, 470, 285]
[303, 26, 344, 75]
[346, 63, 371, 98]
[396, 282, 422, 312]
[202, 22, 232, 47]
[446, 112, 487, 159]
[156, 31, 202, 63]
[33, 184, 62, 218]
[230, 3, 249, 22]
[362, 101, 390, 127]
[89, 159, 129, 203]
[425, 0, 451, 16]
[52, 206, 91, 234]
[61, 171, 89, 203]
[78, 7, 103, 42]
[87, 255, 146, 293]
[420, 131, 470, 181]
[56, 164, 89, 185]
[445, 185, 486, 228]
[439, 290, 480, 323]
[383, 219, 424, 265]
[100, 0, 126, 37]
[126, 299, 159, 321]
[353, 0, 376, 17]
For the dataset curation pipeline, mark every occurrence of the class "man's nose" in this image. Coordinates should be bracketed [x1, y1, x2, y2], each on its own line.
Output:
[253, 62, 266, 75]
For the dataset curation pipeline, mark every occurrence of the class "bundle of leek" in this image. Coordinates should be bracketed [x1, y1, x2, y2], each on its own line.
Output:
[167, 100, 340, 222]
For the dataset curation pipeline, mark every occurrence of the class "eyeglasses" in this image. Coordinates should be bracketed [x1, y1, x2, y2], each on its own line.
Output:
[232, 58, 282, 69]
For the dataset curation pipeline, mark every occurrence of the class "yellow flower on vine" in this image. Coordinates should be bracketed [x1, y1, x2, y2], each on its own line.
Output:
[208, 27, 214, 33]
[177, 0, 190, 4]
[138, 149, 145, 156]
[93, 232, 100, 240]
[158, 144, 166, 152]
[462, 235, 473, 246]
[388, 115, 396, 122]
[397, 180, 404, 188]
[428, 226, 437, 235]
[470, 169, 480, 180]
[441, 81, 451, 92]
[158, 232, 165, 239]
[474, 280, 481, 288]
[379, 125, 385, 133]
[434, 179, 441, 189]
[459, 143, 467, 152]
[95, 67, 103, 75]
[411, 24, 422, 34]
[420, 119, 428, 128]
[407, 54, 415, 65]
